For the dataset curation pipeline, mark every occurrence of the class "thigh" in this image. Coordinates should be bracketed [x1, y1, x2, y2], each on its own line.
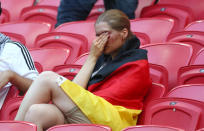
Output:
[49, 75, 91, 124]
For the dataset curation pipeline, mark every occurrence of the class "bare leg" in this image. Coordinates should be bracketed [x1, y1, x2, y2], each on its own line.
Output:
[24, 104, 65, 131]
[15, 71, 88, 129]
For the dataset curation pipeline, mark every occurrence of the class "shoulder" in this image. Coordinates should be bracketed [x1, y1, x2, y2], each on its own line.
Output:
[3, 41, 28, 54]
[4, 41, 26, 49]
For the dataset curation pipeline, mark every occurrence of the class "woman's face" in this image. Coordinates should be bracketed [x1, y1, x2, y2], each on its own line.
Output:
[95, 22, 125, 58]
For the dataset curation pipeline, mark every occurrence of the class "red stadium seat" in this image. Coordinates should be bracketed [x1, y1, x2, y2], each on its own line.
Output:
[167, 84, 204, 102]
[73, 53, 89, 65]
[47, 124, 111, 131]
[1, 32, 26, 45]
[0, 86, 21, 120]
[133, 32, 151, 45]
[0, 121, 37, 131]
[122, 125, 184, 131]
[34, 32, 88, 63]
[142, 43, 193, 90]
[144, 83, 166, 105]
[94, 0, 104, 7]
[0, 97, 23, 120]
[149, 63, 168, 88]
[157, 0, 204, 21]
[184, 20, 204, 32]
[143, 97, 204, 131]
[29, 48, 70, 71]
[0, 22, 51, 48]
[53, 64, 82, 80]
[197, 128, 204, 131]
[55, 21, 95, 49]
[1, 0, 34, 21]
[20, 6, 58, 29]
[37, 0, 60, 6]
[177, 65, 204, 85]
[191, 48, 204, 65]
[138, 83, 166, 124]
[141, 4, 194, 32]
[167, 31, 204, 61]
[130, 18, 174, 43]
[135, 0, 156, 18]
[34, 61, 43, 73]
[0, 9, 10, 23]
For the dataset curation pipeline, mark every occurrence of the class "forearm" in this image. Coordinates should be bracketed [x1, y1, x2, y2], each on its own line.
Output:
[72, 55, 98, 88]
[73, 32, 109, 88]
[9, 71, 33, 93]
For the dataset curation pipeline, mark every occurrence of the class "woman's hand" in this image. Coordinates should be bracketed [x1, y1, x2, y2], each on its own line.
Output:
[89, 32, 109, 59]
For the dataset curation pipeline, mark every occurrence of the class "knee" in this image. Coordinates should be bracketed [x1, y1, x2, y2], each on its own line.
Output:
[39, 71, 57, 79]
[24, 104, 46, 122]
[36, 71, 59, 84]
[24, 104, 65, 129]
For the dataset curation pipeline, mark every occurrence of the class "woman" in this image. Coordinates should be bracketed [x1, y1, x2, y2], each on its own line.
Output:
[15, 9, 152, 131]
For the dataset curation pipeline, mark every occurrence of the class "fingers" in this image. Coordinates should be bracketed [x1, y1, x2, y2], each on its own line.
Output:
[95, 32, 109, 49]
[90, 32, 109, 58]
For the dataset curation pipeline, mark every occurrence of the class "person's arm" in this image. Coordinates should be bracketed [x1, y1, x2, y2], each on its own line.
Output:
[0, 42, 38, 93]
[0, 70, 33, 93]
[72, 32, 109, 88]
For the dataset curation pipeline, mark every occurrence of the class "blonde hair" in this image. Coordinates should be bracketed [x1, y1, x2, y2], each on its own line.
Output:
[95, 9, 133, 39]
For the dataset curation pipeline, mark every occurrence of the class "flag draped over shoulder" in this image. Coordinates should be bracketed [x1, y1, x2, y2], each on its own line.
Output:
[88, 35, 152, 110]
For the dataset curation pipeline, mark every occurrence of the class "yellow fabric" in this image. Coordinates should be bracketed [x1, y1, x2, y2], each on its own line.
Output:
[60, 79, 142, 131]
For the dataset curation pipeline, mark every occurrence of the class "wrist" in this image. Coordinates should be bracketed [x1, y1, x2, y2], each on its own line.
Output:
[87, 54, 99, 62]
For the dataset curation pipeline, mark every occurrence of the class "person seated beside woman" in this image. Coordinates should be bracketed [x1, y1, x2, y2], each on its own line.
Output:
[0, 2, 38, 110]
[15, 9, 152, 131]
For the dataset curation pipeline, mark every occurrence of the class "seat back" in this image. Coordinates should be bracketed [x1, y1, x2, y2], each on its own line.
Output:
[141, 4, 194, 32]
[29, 48, 70, 71]
[20, 6, 58, 30]
[1, 32, 26, 45]
[133, 32, 151, 45]
[135, 0, 156, 18]
[130, 18, 174, 43]
[35, 32, 88, 64]
[34, 61, 43, 73]
[0, 121, 37, 131]
[0, 9, 10, 23]
[73, 53, 89, 65]
[149, 63, 168, 88]
[138, 83, 166, 124]
[37, 0, 60, 6]
[157, 0, 204, 20]
[144, 97, 204, 131]
[0, 22, 51, 48]
[167, 31, 204, 62]
[0, 97, 23, 120]
[47, 124, 111, 131]
[178, 65, 204, 85]
[185, 20, 204, 32]
[1, 0, 34, 21]
[167, 84, 204, 102]
[53, 64, 82, 80]
[122, 125, 184, 131]
[142, 43, 193, 90]
[191, 48, 204, 65]
[55, 21, 96, 49]
[197, 128, 204, 131]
